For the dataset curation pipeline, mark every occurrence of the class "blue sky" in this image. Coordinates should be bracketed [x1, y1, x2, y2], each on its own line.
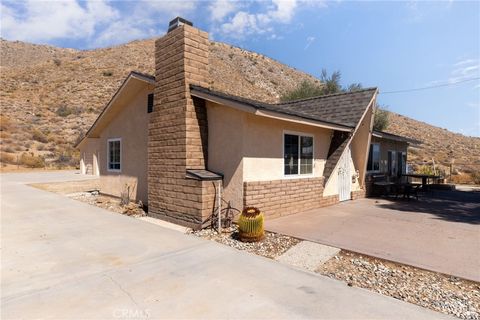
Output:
[1, 0, 479, 136]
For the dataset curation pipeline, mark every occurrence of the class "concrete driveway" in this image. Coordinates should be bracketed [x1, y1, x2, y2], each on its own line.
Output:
[0, 171, 452, 319]
[267, 194, 480, 282]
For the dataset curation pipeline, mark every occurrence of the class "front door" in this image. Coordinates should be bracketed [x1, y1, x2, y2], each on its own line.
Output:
[338, 147, 351, 202]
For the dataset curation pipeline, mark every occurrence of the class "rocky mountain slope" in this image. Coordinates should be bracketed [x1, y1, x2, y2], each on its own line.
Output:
[386, 113, 479, 172]
[0, 38, 478, 177]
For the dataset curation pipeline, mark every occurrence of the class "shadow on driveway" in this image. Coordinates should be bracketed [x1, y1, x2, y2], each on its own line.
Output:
[376, 189, 480, 225]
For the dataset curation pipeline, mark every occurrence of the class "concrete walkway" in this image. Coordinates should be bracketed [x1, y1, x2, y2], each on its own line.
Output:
[267, 196, 480, 282]
[1, 172, 452, 319]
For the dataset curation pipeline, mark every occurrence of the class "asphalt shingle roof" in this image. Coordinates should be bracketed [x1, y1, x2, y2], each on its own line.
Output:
[190, 85, 377, 129]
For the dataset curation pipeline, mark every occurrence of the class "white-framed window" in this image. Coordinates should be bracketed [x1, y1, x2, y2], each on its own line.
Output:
[367, 143, 380, 172]
[107, 138, 121, 172]
[284, 132, 314, 176]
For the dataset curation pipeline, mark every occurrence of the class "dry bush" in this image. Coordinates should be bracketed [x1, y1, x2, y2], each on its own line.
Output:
[450, 173, 475, 185]
[2, 146, 14, 153]
[0, 152, 16, 164]
[20, 153, 45, 168]
[32, 129, 48, 143]
[471, 171, 480, 185]
[0, 115, 13, 132]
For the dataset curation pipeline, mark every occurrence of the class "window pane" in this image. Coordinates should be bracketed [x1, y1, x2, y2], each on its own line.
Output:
[373, 144, 380, 171]
[300, 136, 313, 174]
[284, 134, 298, 175]
[108, 140, 121, 170]
[367, 144, 373, 170]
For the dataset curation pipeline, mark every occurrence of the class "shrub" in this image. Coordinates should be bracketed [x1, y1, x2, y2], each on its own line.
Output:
[56, 105, 73, 117]
[373, 108, 390, 131]
[0, 115, 13, 132]
[20, 153, 45, 168]
[471, 171, 480, 185]
[2, 146, 14, 153]
[53, 58, 61, 66]
[102, 71, 113, 77]
[280, 69, 342, 102]
[416, 165, 435, 175]
[281, 80, 325, 102]
[32, 129, 48, 143]
[0, 152, 15, 164]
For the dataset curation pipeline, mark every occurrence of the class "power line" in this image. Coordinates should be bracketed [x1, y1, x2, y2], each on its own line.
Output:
[379, 77, 480, 94]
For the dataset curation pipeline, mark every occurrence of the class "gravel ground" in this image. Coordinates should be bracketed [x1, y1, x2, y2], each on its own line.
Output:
[317, 250, 480, 320]
[190, 226, 301, 259]
[68, 192, 146, 217]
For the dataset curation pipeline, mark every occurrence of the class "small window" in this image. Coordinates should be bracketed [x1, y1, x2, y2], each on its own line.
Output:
[367, 143, 380, 172]
[147, 93, 154, 113]
[284, 133, 313, 175]
[107, 139, 121, 171]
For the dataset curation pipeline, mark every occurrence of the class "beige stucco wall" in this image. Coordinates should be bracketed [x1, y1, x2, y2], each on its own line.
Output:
[97, 86, 151, 204]
[207, 102, 245, 210]
[242, 112, 331, 181]
[351, 103, 374, 186]
[207, 101, 332, 210]
[79, 138, 99, 175]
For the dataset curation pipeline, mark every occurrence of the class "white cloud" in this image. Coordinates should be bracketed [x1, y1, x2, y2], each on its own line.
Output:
[0, 0, 324, 47]
[270, 0, 298, 23]
[449, 58, 480, 83]
[216, 0, 325, 39]
[140, 0, 197, 17]
[0, 0, 197, 48]
[209, 0, 238, 21]
[304, 35, 315, 50]
[0, 0, 118, 43]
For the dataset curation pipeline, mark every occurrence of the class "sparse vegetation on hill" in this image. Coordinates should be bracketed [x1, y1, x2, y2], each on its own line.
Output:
[0, 38, 478, 182]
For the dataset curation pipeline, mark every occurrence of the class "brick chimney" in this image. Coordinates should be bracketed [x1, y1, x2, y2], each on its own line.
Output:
[148, 17, 214, 229]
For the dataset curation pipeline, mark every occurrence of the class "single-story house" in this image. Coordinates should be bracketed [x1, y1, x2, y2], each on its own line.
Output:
[77, 17, 414, 229]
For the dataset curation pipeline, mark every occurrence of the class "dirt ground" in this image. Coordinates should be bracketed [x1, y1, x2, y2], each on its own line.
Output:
[0, 164, 76, 173]
[29, 179, 100, 194]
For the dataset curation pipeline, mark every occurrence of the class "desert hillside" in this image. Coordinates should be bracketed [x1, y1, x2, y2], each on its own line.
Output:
[0, 38, 478, 179]
[386, 113, 479, 176]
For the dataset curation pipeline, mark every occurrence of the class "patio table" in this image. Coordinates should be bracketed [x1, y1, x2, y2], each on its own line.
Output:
[401, 174, 440, 190]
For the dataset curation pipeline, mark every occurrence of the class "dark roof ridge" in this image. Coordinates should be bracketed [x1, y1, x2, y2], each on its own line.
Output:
[275, 87, 378, 105]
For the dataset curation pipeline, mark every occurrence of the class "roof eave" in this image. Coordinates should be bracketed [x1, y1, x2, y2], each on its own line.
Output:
[372, 130, 421, 145]
[77, 71, 154, 147]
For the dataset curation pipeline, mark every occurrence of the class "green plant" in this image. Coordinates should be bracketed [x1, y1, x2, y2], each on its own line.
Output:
[280, 69, 342, 102]
[373, 107, 390, 131]
[238, 207, 265, 242]
[280, 80, 325, 101]
[416, 165, 435, 175]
